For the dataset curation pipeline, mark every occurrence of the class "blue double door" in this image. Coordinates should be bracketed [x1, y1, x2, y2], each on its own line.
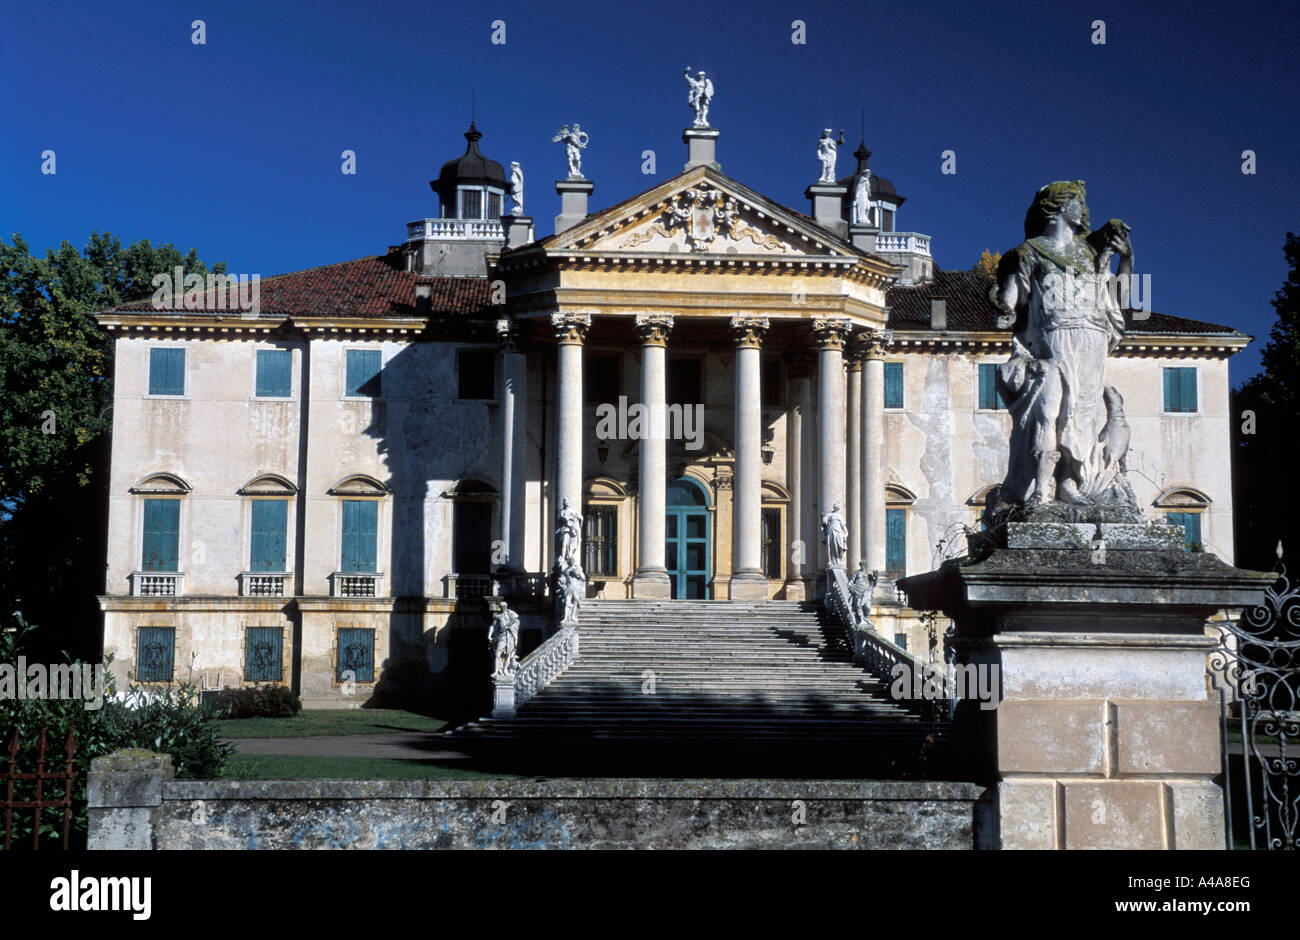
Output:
[664, 478, 711, 599]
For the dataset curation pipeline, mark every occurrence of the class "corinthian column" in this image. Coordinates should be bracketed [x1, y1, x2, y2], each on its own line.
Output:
[846, 337, 864, 571]
[784, 355, 815, 600]
[551, 313, 590, 563]
[730, 316, 769, 600]
[497, 320, 528, 573]
[862, 329, 890, 578]
[812, 318, 850, 572]
[632, 314, 673, 598]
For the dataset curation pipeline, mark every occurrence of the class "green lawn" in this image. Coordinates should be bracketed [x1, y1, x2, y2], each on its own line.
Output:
[212, 708, 446, 739]
[222, 754, 518, 780]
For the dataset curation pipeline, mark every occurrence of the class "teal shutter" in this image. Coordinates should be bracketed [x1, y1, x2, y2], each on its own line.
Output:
[1164, 368, 1198, 413]
[341, 500, 378, 572]
[979, 364, 1004, 409]
[256, 349, 292, 397]
[149, 348, 185, 395]
[886, 508, 906, 577]
[137, 626, 175, 682]
[1180, 368, 1197, 412]
[1163, 368, 1177, 411]
[142, 499, 179, 571]
[884, 362, 904, 408]
[346, 349, 382, 397]
[1167, 512, 1202, 551]
[245, 627, 284, 681]
[336, 628, 375, 682]
[250, 500, 288, 572]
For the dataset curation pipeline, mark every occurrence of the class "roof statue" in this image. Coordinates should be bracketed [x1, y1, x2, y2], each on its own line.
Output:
[551, 124, 588, 179]
[818, 129, 845, 184]
[852, 166, 873, 226]
[684, 67, 713, 127]
[989, 180, 1141, 520]
[509, 161, 524, 216]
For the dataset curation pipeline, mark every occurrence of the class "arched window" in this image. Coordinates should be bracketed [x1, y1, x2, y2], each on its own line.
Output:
[583, 478, 627, 578]
[329, 475, 390, 596]
[884, 485, 916, 580]
[239, 475, 298, 594]
[1154, 487, 1211, 551]
[761, 483, 791, 581]
[129, 474, 190, 596]
[445, 479, 497, 580]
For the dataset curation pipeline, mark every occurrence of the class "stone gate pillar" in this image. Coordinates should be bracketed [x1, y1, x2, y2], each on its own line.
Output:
[900, 521, 1274, 850]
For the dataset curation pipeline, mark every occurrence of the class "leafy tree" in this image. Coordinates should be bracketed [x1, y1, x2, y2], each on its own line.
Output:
[0, 233, 225, 658]
[973, 249, 1002, 278]
[1232, 233, 1299, 570]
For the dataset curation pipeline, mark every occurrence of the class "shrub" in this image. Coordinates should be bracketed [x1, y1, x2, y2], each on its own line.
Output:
[208, 685, 302, 720]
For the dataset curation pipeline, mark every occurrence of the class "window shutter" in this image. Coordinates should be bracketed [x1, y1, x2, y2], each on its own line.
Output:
[979, 364, 996, 410]
[1163, 368, 1178, 412]
[346, 349, 382, 397]
[1180, 368, 1197, 412]
[149, 348, 185, 395]
[884, 362, 903, 408]
[250, 500, 288, 572]
[142, 499, 179, 572]
[245, 627, 284, 682]
[137, 627, 175, 682]
[336, 628, 375, 683]
[886, 508, 906, 576]
[256, 349, 291, 397]
[341, 500, 377, 573]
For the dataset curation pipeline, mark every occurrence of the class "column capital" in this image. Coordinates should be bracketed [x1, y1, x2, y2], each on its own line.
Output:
[859, 328, 894, 360]
[729, 315, 770, 348]
[551, 313, 592, 345]
[496, 318, 530, 354]
[634, 314, 674, 347]
[810, 317, 852, 350]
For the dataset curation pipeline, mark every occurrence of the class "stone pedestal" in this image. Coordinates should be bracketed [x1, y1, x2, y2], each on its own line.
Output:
[503, 215, 534, 250]
[554, 179, 594, 235]
[805, 183, 848, 240]
[683, 127, 720, 171]
[492, 674, 517, 719]
[849, 223, 878, 253]
[899, 520, 1274, 850]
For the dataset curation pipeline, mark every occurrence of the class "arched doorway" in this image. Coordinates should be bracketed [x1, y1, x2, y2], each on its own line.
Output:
[665, 477, 711, 599]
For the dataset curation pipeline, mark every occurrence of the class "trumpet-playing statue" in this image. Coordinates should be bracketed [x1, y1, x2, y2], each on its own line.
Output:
[990, 180, 1139, 516]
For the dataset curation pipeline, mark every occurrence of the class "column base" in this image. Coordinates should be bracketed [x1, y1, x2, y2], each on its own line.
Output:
[782, 579, 809, 601]
[728, 572, 769, 600]
[631, 570, 673, 599]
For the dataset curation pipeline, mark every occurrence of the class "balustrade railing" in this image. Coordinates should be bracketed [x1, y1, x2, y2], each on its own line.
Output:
[873, 232, 931, 256]
[130, 572, 181, 597]
[514, 625, 580, 708]
[405, 218, 506, 242]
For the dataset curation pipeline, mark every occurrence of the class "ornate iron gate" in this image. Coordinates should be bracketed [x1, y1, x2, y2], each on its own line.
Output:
[1209, 560, 1299, 850]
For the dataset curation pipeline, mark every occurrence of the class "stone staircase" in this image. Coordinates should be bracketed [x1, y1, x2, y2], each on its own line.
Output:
[446, 600, 945, 774]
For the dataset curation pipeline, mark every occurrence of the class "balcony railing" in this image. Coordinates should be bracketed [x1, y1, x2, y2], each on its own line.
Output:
[330, 572, 382, 598]
[240, 572, 290, 597]
[447, 573, 493, 599]
[873, 232, 931, 256]
[130, 572, 182, 597]
[405, 218, 506, 242]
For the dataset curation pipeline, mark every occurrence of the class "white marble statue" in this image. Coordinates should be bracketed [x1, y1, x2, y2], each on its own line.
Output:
[817, 129, 844, 184]
[510, 161, 524, 216]
[558, 564, 585, 625]
[822, 501, 848, 569]
[684, 67, 713, 127]
[851, 168, 873, 226]
[489, 601, 520, 678]
[556, 497, 584, 569]
[551, 124, 588, 179]
[990, 180, 1138, 513]
[848, 568, 876, 627]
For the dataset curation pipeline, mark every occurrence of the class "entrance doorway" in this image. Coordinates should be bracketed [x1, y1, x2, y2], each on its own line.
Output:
[665, 477, 711, 599]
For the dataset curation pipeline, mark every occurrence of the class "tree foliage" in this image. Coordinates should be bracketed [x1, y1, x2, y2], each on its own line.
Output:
[973, 249, 1002, 278]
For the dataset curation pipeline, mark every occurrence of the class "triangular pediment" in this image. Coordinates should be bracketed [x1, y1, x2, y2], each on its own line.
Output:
[544, 167, 858, 259]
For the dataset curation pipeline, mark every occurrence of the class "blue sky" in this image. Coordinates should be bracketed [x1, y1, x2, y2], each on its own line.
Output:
[3, 0, 1295, 384]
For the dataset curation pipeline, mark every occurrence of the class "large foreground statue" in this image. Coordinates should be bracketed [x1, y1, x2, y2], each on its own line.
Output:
[989, 180, 1139, 518]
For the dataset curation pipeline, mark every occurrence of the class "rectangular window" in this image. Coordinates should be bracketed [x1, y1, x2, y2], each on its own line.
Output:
[458, 348, 496, 400]
[1163, 367, 1197, 413]
[667, 359, 702, 407]
[336, 627, 375, 683]
[879, 208, 895, 233]
[142, 498, 180, 572]
[148, 348, 185, 395]
[978, 363, 1007, 410]
[340, 500, 378, 573]
[452, 501, 492, 574]
[255, 349, 292, 397]
[761, 507, 782, 579]
[345, 349, 382, 398]
[582, 505, 617, 576]
[1166, 512, 1202, 551]
[244, 627, 284, 682]
[250, 500, 289, 572]
[894, 633, 908, 651]
[136, 626, 175, 683]
[585, 355, 621, 405]
[885, 508, 907, 579]
[461, 190, 482, 219]
[884, 361, 904, 409]
[761, 359, 784, 408]
[487, 192, 501, 218]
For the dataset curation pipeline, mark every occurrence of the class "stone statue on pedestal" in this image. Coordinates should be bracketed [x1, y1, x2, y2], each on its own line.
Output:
[851, 168, 873, 226]
[989, 180, 1140, 519]
[822, 501, 848, 569]
[556, 497, 583, 569]
[551, 125, 588, 179]
[684, 67, 713, 127]
[510, 162, 524, 216]
[489, 601, 520, 678]
[817, 129, 845, 184]
[848, 568, 876, 627]
[557, 564, 585, 625]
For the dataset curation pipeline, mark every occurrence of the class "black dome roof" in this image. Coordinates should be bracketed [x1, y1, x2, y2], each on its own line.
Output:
[431, 123, 508, 201]
[837, 140, 905, 207]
